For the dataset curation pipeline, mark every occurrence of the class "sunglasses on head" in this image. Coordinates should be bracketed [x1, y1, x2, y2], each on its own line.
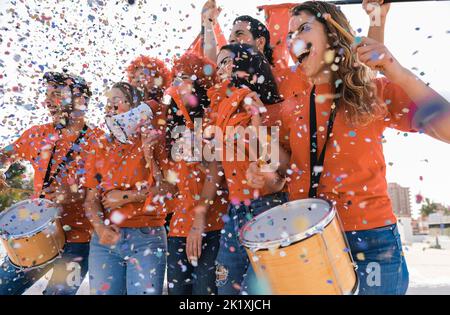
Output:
[43, 71, 92, 97]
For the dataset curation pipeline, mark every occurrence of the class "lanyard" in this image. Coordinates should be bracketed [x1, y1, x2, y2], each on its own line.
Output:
[40, 124, 88, 198]
[308, 85, 340, 198]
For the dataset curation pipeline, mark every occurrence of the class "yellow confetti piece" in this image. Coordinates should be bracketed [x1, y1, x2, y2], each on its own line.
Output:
[18, 208, 30, 220]
[70, 184, 78, 193]
[256, 159, 266, 168]
[154, 77, 163, 87]
[31, 212, 40, 221]
[356, 252, 365, 261]
[324, 49, 335, 64]
[293, 216, 310, 232]
[165, 170, 179, 185]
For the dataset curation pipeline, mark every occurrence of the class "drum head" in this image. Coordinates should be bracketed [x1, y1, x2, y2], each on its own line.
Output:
[105, 116, 127, 144]
[240, 198, 335, 250]
[0, 199, 61, 239]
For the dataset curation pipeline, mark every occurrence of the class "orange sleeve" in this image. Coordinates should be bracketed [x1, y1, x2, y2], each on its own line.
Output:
[11, 126, 39, 161]
[377, 78, 418, 132]
[215, 88, 252, 130]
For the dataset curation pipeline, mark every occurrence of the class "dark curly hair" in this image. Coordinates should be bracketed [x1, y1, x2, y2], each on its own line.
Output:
[220, 43, 281, 105]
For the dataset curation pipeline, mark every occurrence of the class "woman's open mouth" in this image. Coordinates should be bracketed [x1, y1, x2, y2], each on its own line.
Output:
[297, 43, 312, 64]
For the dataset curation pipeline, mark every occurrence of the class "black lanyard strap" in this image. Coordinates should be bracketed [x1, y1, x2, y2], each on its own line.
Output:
[308, 85, 341, 198]
[40, 124, 88, 197]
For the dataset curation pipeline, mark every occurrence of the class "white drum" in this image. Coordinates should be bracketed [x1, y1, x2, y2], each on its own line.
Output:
[0, 199, 65, 269]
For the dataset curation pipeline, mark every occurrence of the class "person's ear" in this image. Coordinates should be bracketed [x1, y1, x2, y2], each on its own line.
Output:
[255, 37, 266, 55]
[73, 96, 88, 111]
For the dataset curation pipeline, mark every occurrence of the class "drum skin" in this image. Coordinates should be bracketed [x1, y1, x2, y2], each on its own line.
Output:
[246, 216, 357, 295]
[1, 219, 65, 269]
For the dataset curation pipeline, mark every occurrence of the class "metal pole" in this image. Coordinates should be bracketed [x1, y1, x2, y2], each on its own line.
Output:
[328, 0, 448, 4]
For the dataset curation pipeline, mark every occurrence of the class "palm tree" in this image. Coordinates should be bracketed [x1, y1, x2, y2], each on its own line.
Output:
[420, 198, 439, 218]
[0, 162, 33, 212]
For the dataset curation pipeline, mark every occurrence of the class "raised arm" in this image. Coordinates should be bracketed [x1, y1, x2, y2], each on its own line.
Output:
[201, 0, 221, 62]
[357, 36, 450, 143]
[364, 0, 390, 44]
[186, 159, 224, 262]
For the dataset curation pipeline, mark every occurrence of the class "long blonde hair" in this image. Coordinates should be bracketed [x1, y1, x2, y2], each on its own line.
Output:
[291, 1, 386, 126]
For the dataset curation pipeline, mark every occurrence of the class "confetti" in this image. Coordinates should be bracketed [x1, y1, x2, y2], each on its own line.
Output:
[110, 211, 125, 225]
[293, 216, 310, 232]
[356, 252, 365, 261]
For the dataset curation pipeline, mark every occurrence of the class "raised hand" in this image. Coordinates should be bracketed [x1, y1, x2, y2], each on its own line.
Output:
[355, 36, 403, 81]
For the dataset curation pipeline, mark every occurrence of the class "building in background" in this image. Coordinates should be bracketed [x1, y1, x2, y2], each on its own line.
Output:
[388, 183, 412, 217]
[428, 204, 450, 237]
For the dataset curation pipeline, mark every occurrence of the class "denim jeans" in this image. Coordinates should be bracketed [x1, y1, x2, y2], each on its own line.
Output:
[215, 192, 288, 295]
[0, 242, 89, 295]
[167, 230, 220, 295]
[346, 224, 409, 295]
[89, 226, 167, 295]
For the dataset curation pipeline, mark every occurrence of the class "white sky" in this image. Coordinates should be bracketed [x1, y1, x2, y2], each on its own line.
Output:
[1, 0, 449, 217]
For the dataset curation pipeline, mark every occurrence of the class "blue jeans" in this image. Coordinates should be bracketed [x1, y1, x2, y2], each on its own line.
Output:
[167, 230, 220, 295]
[346, 224, 409, 295]
[216, 192, 288, 295]
[89, 226, 167, 295]
[0, 242, 89, 295]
